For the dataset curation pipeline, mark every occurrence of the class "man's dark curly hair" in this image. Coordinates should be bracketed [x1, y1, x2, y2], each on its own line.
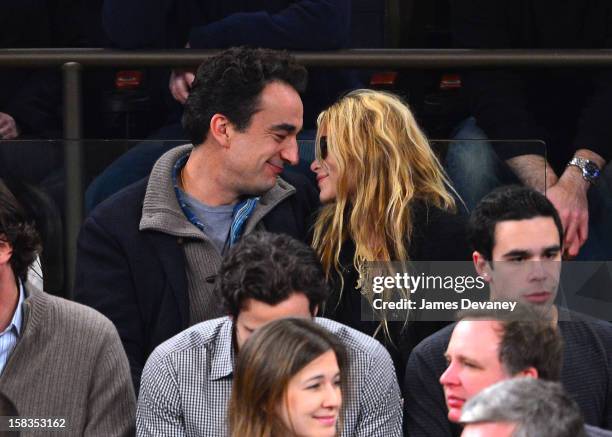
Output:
[182, 46, 308, 146]
[0, 179, 41, 282]
[468, 185, 564, 261]
[215, 232, 329, 318]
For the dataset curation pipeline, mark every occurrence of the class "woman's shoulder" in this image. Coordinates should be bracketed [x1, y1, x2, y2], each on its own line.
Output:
[411, 198, 465, 224]
[409, 200, 471, 261]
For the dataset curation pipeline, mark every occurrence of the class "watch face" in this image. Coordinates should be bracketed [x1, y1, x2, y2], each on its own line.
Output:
[584, 162, 601, 179]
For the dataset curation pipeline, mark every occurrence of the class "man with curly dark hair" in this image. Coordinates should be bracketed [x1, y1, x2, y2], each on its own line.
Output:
[75, 47, 320, 393]
[0, 179, 135, 435]
[136, 232, 402, 436]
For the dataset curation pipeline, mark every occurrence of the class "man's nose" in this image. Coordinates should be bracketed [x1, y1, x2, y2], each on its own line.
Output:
[280, 138, 299, 166]
[527, 260, 547, 280]
[440, 362, 459, 387]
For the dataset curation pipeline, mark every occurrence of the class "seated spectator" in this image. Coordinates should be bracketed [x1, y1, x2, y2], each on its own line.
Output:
[440, 307, 561, 425]
[469, 186, 562, 321]
[86, 0, 357, 210]
[0, 179, 135, 435]
[229, 318, 346, 437]
[74, 47, 319, 392]
[461, 379, 611, 437]
[136, 232, 402, 436]
[310, 89, 469, 373]
[447, 0, 612, 260]
[403, 186, 612, 436]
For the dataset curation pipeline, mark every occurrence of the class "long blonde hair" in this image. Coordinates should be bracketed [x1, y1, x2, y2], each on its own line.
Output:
[228, 318, 347, 437]
[312, 89, 457, 330]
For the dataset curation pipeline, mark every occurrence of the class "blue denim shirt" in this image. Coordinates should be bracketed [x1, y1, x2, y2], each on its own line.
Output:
[0, 281, 24, 375]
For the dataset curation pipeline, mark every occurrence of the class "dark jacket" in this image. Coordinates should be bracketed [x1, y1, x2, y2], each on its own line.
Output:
[74, 170, 318, 392]
[322, 201, 471, 383]
[103, 0, 350, 50]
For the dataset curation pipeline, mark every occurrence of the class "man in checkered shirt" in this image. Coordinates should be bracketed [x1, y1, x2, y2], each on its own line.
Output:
[136, 232, 402, 436]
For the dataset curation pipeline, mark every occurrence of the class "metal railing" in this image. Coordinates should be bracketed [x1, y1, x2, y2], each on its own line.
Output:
[4, 48, 612, 67]
[2, 47, 612, 290]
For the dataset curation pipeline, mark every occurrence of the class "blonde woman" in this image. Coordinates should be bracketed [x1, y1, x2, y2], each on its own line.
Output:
[229, 318, 347, 437]
[310, 89, 470, 371]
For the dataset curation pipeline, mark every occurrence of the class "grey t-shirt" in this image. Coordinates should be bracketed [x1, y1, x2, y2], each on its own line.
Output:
[180, 189, 234, 255]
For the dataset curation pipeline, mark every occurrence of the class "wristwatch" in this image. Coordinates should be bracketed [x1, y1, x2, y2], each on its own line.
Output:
[567, 157, 601, 183]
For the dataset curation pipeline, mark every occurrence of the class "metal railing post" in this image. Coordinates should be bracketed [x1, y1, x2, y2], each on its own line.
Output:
[62, 62, 82, 295]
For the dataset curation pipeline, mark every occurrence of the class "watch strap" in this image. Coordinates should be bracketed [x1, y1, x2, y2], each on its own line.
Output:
[567, 157, 600, 183]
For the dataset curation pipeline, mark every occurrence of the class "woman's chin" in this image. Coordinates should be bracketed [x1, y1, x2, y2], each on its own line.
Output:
[319, 193, 336, 204]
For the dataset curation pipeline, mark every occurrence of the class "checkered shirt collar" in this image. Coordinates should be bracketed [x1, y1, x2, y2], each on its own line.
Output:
[209, 317, 236, 381]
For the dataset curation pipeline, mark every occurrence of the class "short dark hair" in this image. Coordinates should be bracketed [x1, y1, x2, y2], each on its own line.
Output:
[215, 232, 329, 318]
[460, 379, 586, 437]
[182, 46, 308, 145]
[468, 185, 564, 260]
[458, 306, 563, 381]
[0, 180, 41, 282]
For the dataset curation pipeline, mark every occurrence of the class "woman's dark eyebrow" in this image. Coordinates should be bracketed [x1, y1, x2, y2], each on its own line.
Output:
[303, 374, 325, 384]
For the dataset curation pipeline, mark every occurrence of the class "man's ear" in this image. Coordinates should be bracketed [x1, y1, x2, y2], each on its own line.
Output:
[209, 113, 232, 147]
[517, 367, 539, 379]
[0, 239, 13, 266]
[473, 250, 492, 283]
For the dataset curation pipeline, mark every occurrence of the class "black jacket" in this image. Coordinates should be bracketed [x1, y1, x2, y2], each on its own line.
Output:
[322, 201, 471, 383]
[74, 171, 318, 392]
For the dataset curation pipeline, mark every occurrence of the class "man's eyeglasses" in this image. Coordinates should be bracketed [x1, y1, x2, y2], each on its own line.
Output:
[319, 136, 328, 160]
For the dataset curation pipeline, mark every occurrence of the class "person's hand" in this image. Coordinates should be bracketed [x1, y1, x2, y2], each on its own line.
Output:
[0, 112, 19, 139]
[169, 68, 196, 104]
[169, 42, 194, 104]
[546, 168, 590, 258]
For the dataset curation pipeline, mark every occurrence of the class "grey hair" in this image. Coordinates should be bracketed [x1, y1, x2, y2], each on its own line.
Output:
[460, 379, 586, 437]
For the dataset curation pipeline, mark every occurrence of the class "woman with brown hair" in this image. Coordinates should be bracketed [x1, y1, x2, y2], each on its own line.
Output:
[310, 89, 470, 373]
[229, 318, 347, 437]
